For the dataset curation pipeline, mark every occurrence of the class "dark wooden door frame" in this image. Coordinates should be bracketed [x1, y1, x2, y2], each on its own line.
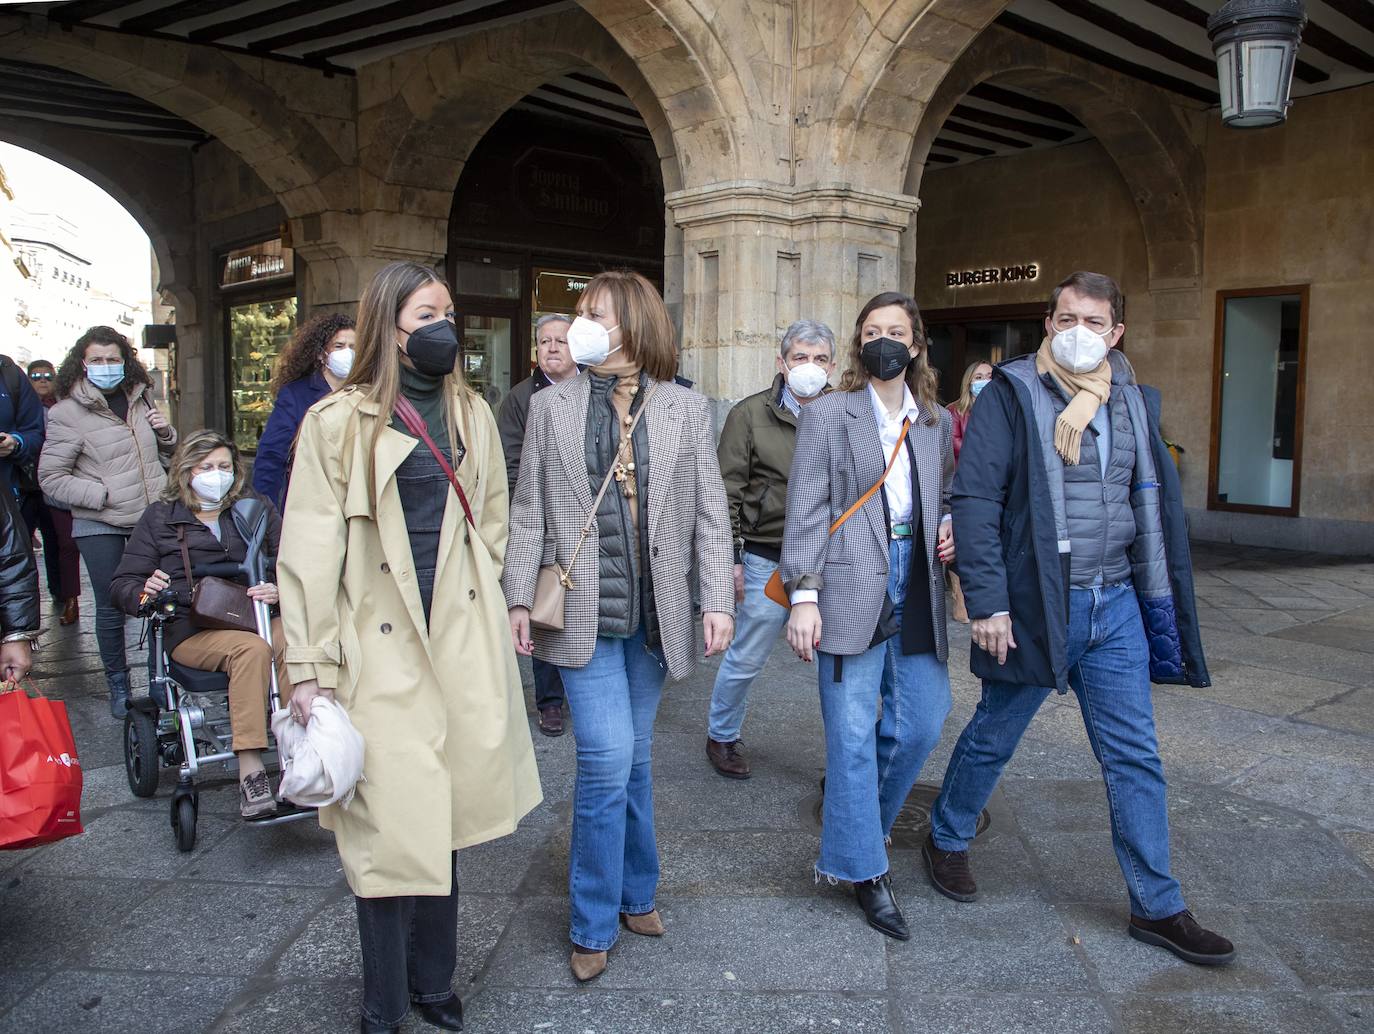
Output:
[1206, 284, 1309, 518]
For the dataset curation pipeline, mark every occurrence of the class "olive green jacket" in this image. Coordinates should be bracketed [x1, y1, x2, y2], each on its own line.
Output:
[718, 373, 829, 559]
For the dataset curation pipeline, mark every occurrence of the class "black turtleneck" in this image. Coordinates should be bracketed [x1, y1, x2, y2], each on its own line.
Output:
[390, 364, 464, 625]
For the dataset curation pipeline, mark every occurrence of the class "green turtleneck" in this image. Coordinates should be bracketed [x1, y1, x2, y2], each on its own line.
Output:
[391, 362, 451, 444]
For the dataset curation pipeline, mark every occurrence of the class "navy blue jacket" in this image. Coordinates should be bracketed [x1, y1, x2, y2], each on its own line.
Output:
[952, 363, 1210, 691]
[251, 371, 330, 511]
[0, 355, 46, 497]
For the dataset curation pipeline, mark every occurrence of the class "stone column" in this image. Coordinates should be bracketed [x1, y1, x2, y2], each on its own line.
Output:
[665, 182, 920, 401]
[291, 210, 448, 315]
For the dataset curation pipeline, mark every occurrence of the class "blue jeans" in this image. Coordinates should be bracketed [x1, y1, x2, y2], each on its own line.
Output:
[707, 550, 788, 742]
[816, 538, 952, 883]
[557, 624, 667, 950]
[930, 582, 1186, 920]
[75, 533, 131, 688]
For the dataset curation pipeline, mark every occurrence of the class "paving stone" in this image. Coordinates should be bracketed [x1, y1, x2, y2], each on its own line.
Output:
[1326, 995, 1374, 1032]
[77, 880, 332, 976]
[0, 971, 245, 1034]
[1299, 688, 1374, 735]
[484, 895, 888, 991]
[655, 829, 820, 896]
[1271, 623, 1374, 655]
[214, 980, 359, 1034]
[0, 969, 47, 1018]
[889, 828, 1043, 905]
[1000, 780, 1311, 834]
[1202, 629, 1374, 688]
[1226, 607, 1305, 635]
[463, 988, 893, 1034]
[1337, 831, 1374, 873]
[1322, 606, 1374, 631]
[0, 876, 156, 968]
[15, 804, 235, 880]
[894, 993, 1113, 1034]
[1062, 903, 1302, 993]
[885, 898, 1094, 993]
[457, 812, 564, 894]
[1248, 903, 1374, 991]
[1229, 756, 1374, 832]
[651, 733, 823, 832]
[999, 737, 1105, 780]
[1174, 828, 1374, 902]
[179, 814, 342, 887]
[278, 891, 517, 989]
[1110, 992, 1352, 1034]
[1180, 663, 1357, 718]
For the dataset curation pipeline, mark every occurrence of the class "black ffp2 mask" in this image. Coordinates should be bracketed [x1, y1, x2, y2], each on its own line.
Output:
[401, 320, 459, 377]
[860, 337, 912, 381]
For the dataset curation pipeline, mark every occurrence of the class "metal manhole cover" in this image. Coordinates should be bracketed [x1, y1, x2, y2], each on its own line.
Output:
[801, 781, 990, 848]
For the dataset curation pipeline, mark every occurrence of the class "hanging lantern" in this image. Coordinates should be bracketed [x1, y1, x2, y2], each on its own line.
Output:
[1207, 0, 1307, 128]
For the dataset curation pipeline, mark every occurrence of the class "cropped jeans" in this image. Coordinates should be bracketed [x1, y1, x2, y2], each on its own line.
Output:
[557, 623, 667, 950]
[929, 581, 1186, 920]
[816, 538, 952, 883]
[707, 550, 788, 742]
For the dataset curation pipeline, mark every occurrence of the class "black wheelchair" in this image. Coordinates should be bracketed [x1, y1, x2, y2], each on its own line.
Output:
[122, 497, 311, 851]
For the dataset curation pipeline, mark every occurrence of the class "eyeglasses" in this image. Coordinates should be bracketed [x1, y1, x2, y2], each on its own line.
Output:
[28, 372, 53, 381]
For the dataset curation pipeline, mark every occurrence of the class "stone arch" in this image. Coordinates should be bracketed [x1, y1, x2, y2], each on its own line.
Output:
[0, 15, 350, 218]
[810, 0, 1011, 189]
[904, 25, 1205, 290]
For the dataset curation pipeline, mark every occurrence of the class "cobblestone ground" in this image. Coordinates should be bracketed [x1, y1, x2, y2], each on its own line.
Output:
[1, 543, 1372, 1034]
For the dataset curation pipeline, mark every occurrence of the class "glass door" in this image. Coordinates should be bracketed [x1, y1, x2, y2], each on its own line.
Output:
[227, 296, 297, 453]
[461, 310, 514, 410]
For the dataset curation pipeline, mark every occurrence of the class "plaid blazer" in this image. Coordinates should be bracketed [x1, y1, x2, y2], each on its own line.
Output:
[501, 373, 735, 681]
[780, 388, 954, 659]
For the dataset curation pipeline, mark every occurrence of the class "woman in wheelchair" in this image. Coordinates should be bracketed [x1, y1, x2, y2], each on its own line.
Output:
[110, 429, 287, 819]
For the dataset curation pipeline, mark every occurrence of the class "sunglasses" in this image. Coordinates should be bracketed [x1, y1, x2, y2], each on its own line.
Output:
[29, 372, 54, 381]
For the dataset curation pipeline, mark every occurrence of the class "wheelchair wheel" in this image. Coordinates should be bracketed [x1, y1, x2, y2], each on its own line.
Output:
[124, 710, 159, 798]
[173, 795, 197, 852]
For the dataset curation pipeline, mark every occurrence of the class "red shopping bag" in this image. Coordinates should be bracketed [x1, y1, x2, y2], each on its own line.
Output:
[0, 682, 84, 850]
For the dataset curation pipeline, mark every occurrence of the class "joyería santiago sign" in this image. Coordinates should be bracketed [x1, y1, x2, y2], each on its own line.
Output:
[946, 263, 1039, 287]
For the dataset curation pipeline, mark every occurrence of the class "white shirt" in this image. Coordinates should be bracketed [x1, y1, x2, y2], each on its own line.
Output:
[868, 382, 920, 525]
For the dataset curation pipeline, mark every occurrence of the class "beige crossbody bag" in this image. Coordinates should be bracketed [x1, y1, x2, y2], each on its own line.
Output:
[530, 384, 658, 631]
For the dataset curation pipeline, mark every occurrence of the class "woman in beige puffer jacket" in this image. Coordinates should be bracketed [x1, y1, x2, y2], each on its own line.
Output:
[39, 326, 177, 717]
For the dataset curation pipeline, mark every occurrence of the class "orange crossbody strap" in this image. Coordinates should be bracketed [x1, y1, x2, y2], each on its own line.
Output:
[828, 417, 911, 535]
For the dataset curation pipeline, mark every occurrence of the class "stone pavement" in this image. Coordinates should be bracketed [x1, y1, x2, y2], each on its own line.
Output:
[2, 542, 1372, 1034]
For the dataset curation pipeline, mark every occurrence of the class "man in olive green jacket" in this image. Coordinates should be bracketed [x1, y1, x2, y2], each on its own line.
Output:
[707, 319, 835, 778]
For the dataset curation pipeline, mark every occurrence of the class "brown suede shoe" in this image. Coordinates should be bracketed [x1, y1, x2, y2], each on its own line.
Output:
[59, 598, 79, 626]
[569, 949, 607, 982]
[1129, 910, 1236, 966]
[620, 909, 665, 936]
[922, 833, 977, 902]
[706, 737, 751, 779]
[538, 704, 565, 737]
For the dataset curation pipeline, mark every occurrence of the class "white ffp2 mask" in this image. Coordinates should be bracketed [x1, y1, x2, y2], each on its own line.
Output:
[786, 362, 829, 399]
[566, 316, 621, 367]
[1050, 324, 1111, 374]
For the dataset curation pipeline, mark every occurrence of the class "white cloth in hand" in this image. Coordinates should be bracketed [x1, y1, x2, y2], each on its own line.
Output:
[270, 697, 365, 808]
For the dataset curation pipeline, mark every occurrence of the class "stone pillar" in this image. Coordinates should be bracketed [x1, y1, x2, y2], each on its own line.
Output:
[290, 210, 447, 316]
[666, 182, 920, 401]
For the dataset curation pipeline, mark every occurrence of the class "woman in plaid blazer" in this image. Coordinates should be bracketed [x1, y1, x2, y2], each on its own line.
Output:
[780, 291, 956, 942]
[502, 270, 735, 982]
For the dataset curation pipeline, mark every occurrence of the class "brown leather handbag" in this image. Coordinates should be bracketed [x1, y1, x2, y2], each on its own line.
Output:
[764, 417, 912, 609]
[177, 524, 256, 633]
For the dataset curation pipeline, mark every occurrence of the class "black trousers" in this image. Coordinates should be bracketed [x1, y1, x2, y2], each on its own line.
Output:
[533, 655, 565, 711]
[354, 851, 459, 1026]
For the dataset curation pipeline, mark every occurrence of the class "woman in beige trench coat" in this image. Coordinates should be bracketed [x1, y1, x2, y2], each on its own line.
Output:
[279, 262, 541, 1034]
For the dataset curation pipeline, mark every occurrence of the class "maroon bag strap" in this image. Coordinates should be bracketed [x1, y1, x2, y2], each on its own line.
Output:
[175, 524, 195, 592]
[392, 394, 476, 528]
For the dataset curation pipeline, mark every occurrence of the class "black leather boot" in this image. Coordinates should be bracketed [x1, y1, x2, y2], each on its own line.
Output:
[416, 993, 464, 1030]
[854, 873, 910, 941]
[107, 670, 130, 719]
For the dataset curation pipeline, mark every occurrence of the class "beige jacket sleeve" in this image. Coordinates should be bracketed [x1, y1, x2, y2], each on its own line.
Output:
[473, 398, 509, 578]
[37, 408, 104, 512]
[277, 407, 347, 689]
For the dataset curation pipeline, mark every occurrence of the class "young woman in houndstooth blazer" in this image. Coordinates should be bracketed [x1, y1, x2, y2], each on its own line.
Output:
[780, 291, 957, 942]
[502, 270, 735, 982]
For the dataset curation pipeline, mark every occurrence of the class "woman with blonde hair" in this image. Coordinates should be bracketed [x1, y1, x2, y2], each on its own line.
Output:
[279, 261, 540, 1034]
[109, 430, 285, 817]
[781, 290, 956, 941]
[503, 269, 734, 982]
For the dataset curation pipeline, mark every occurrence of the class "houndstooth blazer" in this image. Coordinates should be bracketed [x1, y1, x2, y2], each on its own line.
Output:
[780, 388, 954, 659]
[501, 372, 735, 681]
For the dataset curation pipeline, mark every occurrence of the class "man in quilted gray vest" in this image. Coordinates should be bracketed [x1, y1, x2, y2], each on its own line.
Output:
[924, 271, 1234, 966]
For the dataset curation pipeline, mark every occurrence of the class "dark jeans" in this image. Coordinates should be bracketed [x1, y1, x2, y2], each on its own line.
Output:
[533, 655, 565, 711]
[75, 534, 130, 685]
[31, 500, 81, 600]
[355, 851, 459, 1027]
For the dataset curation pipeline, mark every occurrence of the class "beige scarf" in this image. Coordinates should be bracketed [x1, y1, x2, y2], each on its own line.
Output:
[1035, 337, 1113, 466]
[591, 351, 646, 526]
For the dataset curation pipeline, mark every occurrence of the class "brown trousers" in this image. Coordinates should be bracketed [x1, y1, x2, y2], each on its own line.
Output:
[171, 617, 288, 752]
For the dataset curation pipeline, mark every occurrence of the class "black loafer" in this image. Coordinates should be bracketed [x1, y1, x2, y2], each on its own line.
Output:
[854, 873, 910, 941]
[416, 993, 464, 1030]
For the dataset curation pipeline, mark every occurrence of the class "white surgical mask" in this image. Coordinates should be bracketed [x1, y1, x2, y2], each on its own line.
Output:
[191, 470, 235, 508]
[1050, 324, 1111, 374]
[786, 361, 829, 399]
[566, 316, 621, 367]
[970, 378, 990, 397]
[85, 363, 124, 391]
[325, 347, 354, 380]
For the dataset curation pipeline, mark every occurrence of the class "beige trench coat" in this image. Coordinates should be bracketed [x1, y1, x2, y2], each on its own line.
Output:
[278, 385, 541, 898]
